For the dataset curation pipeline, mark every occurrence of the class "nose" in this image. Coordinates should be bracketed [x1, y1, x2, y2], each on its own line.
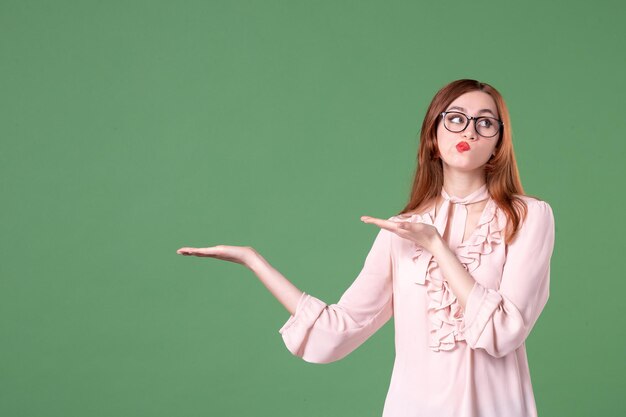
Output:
[463, 119, 478, 139]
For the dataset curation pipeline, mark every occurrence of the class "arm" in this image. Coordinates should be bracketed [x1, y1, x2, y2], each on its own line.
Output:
[276, 226, 394, 364]
[178, 244, 304, 316]
[445, 200, 556, 358]
[178, 224, 392, 363]
[429, 237, 476, 310]
[246, 254, 304, 316]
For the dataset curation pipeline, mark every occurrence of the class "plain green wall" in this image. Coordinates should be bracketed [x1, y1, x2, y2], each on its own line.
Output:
[2, 0, 624, 416]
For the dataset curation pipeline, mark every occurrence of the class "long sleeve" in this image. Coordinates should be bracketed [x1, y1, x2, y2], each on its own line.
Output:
[459, 199, 556, 358]
[278, 225, 394, 364]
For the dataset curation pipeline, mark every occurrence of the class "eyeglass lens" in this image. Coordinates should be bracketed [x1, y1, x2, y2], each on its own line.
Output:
[443, 112, 500, 137]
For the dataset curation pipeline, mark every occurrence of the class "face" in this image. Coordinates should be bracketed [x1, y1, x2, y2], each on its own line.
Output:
[435, 91, 500, 173]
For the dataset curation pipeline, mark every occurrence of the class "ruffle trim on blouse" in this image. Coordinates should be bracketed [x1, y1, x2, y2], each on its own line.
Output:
[401, 199, 507, 352]
[455, 199, 506, 274]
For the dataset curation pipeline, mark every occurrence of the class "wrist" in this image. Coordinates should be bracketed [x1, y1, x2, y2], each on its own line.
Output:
[428, 234, 447, 255]
[244, 248, 265, 271]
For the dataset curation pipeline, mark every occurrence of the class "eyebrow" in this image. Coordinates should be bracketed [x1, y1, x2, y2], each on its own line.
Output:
[447, 106, 497, 117]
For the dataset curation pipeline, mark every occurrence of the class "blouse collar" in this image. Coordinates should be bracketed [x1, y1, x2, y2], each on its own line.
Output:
[441, 183, 490, 205]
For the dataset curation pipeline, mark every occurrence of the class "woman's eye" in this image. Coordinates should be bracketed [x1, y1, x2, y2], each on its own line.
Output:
[479, 119, 492, 127]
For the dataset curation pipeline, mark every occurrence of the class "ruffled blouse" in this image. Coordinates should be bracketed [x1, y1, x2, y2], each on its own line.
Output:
[407, 184, 506, 353]
[278, 185, 556, 417]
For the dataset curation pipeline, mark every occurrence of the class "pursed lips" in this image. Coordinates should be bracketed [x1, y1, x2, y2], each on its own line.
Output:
[456, 141, 470, 152]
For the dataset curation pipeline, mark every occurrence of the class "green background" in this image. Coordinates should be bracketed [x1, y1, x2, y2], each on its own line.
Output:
[2, 0, 624, 416]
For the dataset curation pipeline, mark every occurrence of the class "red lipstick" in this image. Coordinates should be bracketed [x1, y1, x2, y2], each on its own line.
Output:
[456, 141, 470, 152]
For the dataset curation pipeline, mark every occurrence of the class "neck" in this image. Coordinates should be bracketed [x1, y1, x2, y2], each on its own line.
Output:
[441, 167, 487, 198]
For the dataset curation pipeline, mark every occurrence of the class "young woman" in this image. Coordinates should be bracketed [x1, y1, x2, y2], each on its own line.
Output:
[177, 79, 556, 417]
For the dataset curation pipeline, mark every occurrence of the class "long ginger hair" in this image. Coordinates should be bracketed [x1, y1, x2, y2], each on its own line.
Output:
[398, 79, 537, 244]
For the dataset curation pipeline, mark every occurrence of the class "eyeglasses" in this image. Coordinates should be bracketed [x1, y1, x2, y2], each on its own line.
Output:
[440, 111, 503, 138]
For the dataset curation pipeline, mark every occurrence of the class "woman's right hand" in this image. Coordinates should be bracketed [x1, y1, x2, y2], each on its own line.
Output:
[176, 245, 258, 268]
[177, 244, 303, 315]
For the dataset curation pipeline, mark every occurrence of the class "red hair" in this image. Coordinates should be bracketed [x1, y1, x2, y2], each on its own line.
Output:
[398, 79, 539, 244]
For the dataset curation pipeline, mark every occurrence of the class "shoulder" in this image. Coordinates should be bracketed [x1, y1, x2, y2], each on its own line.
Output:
[514, 194, 553, 211]
[512, 194, 555, 228]
[504, 195, 556, 251]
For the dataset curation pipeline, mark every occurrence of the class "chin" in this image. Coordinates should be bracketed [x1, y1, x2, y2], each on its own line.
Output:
[442, 160, 486, 173]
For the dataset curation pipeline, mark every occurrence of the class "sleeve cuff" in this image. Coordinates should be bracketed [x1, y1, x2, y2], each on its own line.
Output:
[459, 282, 502, 346]
[278, 292, 327, 357]
[278, 292, 311, 334]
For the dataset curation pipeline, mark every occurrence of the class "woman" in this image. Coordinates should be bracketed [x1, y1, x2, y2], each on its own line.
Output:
[177, 79, 556, 417]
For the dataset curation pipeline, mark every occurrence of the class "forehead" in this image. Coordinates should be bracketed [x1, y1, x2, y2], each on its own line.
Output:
[447, 91, 498, 115]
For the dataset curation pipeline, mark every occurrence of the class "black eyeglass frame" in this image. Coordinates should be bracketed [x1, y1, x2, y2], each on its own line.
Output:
[440, 111, 504, 138]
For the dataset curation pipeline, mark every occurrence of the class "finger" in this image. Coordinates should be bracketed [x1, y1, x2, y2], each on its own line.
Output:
[177, 247, 213, 256]
[177, 247, 194, 255]
[360, 216, 401, 233]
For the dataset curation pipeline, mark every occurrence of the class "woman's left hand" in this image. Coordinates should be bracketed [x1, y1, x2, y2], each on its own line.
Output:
[360, 215, 441, 252]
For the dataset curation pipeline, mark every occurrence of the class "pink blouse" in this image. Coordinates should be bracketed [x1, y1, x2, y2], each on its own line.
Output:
[278, 184, 556, 417]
